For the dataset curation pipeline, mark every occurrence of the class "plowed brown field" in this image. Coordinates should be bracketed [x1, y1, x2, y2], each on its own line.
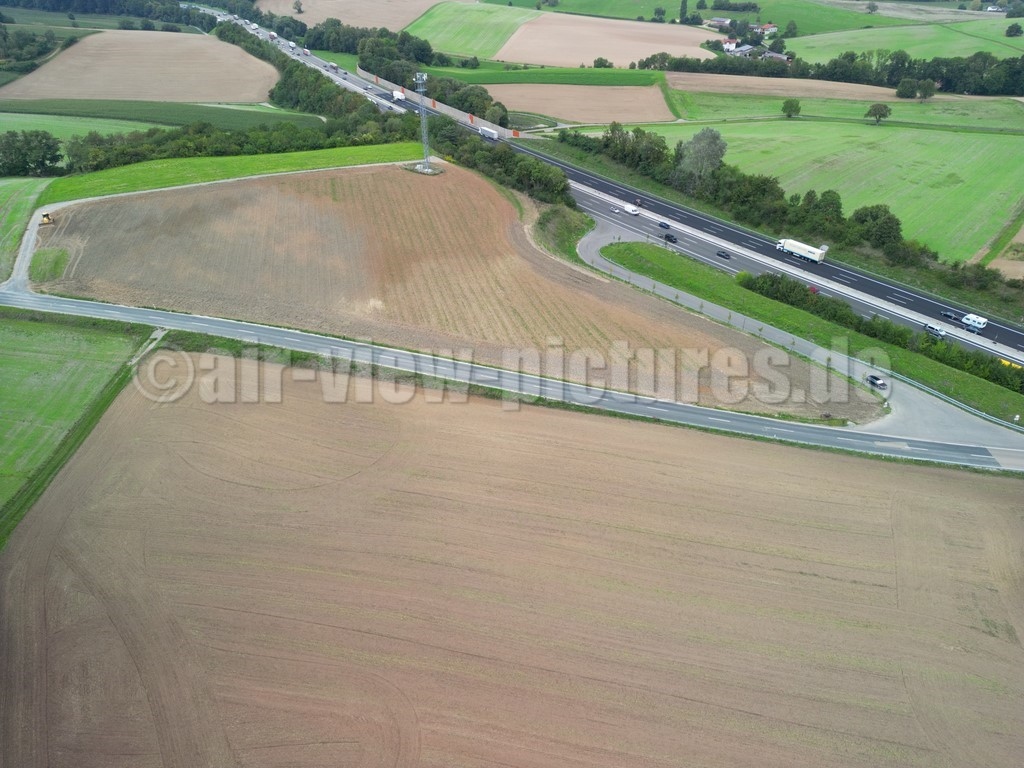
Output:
[0, 30, 278, 102]
[2, 364, 1023, 767]
[257, 0, 472, 28]
[37, 164, 877, 421]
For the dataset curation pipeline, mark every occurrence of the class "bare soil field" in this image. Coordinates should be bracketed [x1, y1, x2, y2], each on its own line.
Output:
[257, 0, 473, 28]
[2, 365, 1023, 767]
[37, 164, 877, 421]
[818, 0, 991, 23]
[665, 72, 970, 101]
[496, 13, 717, 68]
[0, 30, 278, 102]
[487, 84, 674, 124]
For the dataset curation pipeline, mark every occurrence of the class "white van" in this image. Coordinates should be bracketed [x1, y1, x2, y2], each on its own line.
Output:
[961, 313, 988, 333]
[624, 205, 640, 215]
[923, 323, 946, 339]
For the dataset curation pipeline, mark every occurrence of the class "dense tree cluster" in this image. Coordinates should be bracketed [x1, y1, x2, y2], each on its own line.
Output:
[738, 271, 1024, 395]
[556, 123, 1024, 306]
[634, 48, 1024, 96]
[0, 130, 62, 175]
[429, 116, 572, 205]
[0, 23, 58, 73]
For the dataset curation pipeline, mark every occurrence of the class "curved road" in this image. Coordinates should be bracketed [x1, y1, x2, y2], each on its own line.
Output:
[3, 198, 1024, 472]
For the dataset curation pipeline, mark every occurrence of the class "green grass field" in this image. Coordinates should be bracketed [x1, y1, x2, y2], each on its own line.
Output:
[664, 89, 1024, 130]
[609, 120, 1024, 261]
[0, 100, 325, 130]
[483, 0, 909, 35]
[601, 241, 1024, 422]
[0, 7, 201, 32]
[37, 142, 422, 205]
[790, 19, 1024, 63]
[422, 60, 663, 86]
[0, 112, 170, 141]
[0, 312, 145, 543]
[0, 177, 51, 281]
[405, 2, 540, 58]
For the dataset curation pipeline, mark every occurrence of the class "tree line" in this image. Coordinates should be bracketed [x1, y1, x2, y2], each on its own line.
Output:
[634, 49, 1024, 96]
[737, 271, 1024, 396]
[557, 123, 1024, 308]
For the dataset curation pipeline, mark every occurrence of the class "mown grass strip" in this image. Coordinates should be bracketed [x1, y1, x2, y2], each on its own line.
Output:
[0, 99, 325, 130]
[28, 248, 69, 282]
[0, 177, 51, 281]
[38, 143, 423, 205]
[603, 241, 1024, 422]
[422, 65, 662, 86]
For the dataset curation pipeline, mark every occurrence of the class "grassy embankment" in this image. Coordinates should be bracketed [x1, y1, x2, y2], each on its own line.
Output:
[0, 178, 51, 280]
[601, 241, 1024, 422]
[37, 142, 422, 205]
[790, 18, 1024, 63]
[484, 0, 910, 34]
[0, 309, 149, 549]
[0, 99, 327, 130]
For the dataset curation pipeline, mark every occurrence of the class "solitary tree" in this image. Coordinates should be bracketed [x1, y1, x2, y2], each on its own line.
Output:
[293, 0, 303, 12]
[783, 20, 798, 37]
[916, 78, 936, 101]
[1008, 23, 1023, 37]
[782, 98, 801, 118]
[865, 103, 892, 124]
[866, 2, 878, 13]
[680, 0, 688, 21]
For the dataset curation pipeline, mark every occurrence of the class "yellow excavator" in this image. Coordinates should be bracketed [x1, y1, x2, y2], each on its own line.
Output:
[40, 212, 54, 225]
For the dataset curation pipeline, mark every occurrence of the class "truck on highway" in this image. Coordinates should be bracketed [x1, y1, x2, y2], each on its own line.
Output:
[624, 204, 640, 215]
[776, 238, 829, 263]
[268, 31, 277, 41]
[392, 90, 406, 102]
[478, 126, 499, 140]
[961, 313, 988, 333]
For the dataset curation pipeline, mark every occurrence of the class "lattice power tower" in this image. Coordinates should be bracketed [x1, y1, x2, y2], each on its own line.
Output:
[414, 72, 431, 173]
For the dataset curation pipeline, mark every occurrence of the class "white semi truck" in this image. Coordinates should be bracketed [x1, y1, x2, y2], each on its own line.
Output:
[391, 90, 406, 102]
[776, 239, 828, 263]
[478, 126, 499, 140]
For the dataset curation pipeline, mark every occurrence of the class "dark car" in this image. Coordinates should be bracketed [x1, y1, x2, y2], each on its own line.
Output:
[716, 250, 731, 259]
[940, 310, 960, 321]
[866, 374, 887, 390]
[658, 221, 670, 229]
[664, 233, 678, 243]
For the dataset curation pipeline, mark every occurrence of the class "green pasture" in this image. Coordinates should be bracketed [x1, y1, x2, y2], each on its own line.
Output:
[37, 142, 422, 205]
[0, 313, 144, 540]
[0, 100, 325, 130]
[0, 6, 201, 32]
[314, 51, 360, 73]
[789, 19, 1024, 63]
[0, 112, 169, 141]
[422, 60, 663, 86]
[600, 241, 1024, 423]
[665, 89, 1024, 130]
[612, 120, 1024, 261]
[484, 0, 909, 35]
[0, 177, 50, 281]
[405, 2, 540, 58]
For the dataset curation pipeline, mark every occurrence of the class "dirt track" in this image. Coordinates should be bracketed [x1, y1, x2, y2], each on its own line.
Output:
[0, 30, 278, 102]
[36, 164, 878, 422]
[2, 365, 1023, 767]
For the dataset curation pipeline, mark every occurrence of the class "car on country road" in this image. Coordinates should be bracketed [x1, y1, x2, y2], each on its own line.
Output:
[663, 233, 677, 243]
[716, 250, 731, 259]
[866, 374, 887, 390]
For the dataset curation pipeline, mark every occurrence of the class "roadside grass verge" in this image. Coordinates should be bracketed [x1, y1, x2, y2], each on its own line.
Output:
[484, 0, 910, 35]
[790, 18, 1024, 63]
[0, 308, 149, 550]
[37, 142, 423, 205]
[405, 2, 539, 58]
[534, 205, 594, 266]
[603, 241, 1024, 422]
[0, 99, 326, 130]
[29, 248, 69, 282]
[0, 177, 51, 282]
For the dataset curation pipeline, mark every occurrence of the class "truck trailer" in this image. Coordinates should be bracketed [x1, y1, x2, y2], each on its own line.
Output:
[776, 239, 829, 263]
[478, 126, 499, 140]
[961, 313, 988, 333]
[392, 90, 406, 102]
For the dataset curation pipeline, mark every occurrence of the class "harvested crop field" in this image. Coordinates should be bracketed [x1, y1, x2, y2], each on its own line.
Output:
[2, 365, 1023, 767]
[37, 163, 876, 421]
[487, 84, 674, 123]
[0, 30, 278, 102]
[496, 13, 716, 68]
[256, 0, 473, 28]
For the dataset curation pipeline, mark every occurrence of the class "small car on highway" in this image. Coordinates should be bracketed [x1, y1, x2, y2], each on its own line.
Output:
[866, 374, 887, 390]
[610, 206, 620, 214]
[658, 221, 670, 229]
[663, 233, 678, 243]
[716, 250, 731, 259]
[940, 310, 960, 322]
